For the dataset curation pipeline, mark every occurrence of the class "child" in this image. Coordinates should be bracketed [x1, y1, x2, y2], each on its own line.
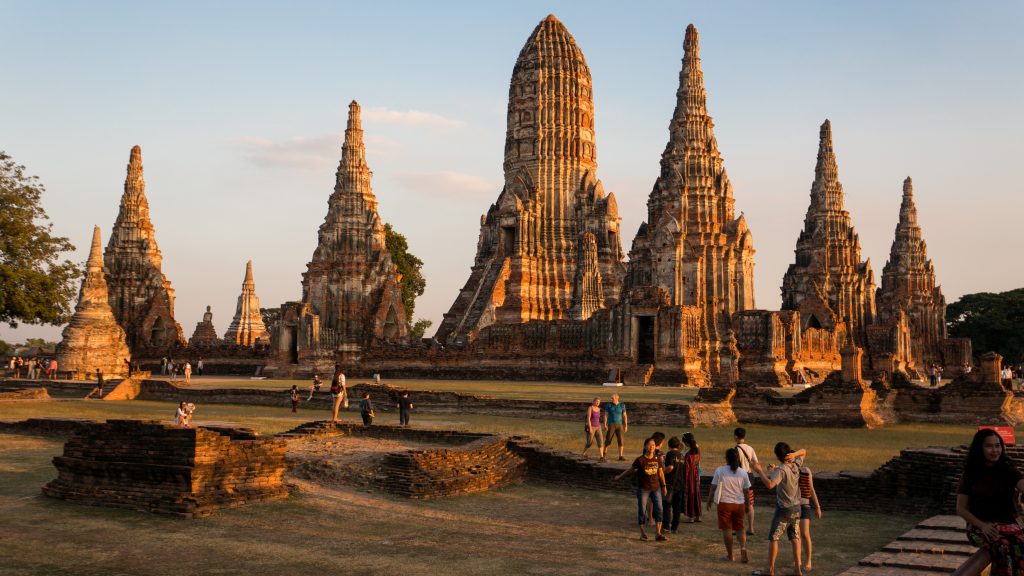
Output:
[290, 385, 300, 413]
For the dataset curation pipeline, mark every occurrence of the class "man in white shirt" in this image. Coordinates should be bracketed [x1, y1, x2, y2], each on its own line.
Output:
[734, 427, 759, 535]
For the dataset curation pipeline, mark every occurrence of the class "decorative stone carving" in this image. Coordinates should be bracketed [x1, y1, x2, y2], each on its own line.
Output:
[224, 261, 269, 346]
[781, 121, 876, 345]
[569, 232, 604, 321]
[56, 226, 131, 377]
[189, 306, 220, 347]
[876, 177, 947, 367]
[103, 146, 184, 352]
[435, 14, 625, 344]
[275, 101, 408, 369]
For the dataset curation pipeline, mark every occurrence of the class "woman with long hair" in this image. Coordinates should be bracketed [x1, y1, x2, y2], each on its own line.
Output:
[707, 447, 752, 563]
[614, 437, 668, 541]
[682, 431, 702, 523]
[953, 428, 1024, 576]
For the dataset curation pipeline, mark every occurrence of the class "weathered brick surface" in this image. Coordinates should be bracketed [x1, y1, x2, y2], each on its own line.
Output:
[839, 515, 985, 575]
[41, 420, 288, 517]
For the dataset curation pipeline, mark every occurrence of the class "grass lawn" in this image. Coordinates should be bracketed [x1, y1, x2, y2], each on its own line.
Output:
[0, 433, 917, 576]
[0, 399, 999, 472]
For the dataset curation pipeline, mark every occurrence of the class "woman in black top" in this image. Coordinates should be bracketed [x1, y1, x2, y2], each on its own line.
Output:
[954, 428, 1024, 576]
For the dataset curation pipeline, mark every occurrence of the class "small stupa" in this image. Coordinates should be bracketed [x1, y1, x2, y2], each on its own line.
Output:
[224, 261, 270, 346]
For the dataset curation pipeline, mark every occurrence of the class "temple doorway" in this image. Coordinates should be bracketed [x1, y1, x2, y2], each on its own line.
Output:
[286, 326, 298, 364]
[637, 316, 655, 364]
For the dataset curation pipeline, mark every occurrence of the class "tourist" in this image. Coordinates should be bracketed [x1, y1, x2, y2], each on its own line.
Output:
[614, 437, 667, 542]
[123, 357, 132, 376]
[175, 401, 189, 428]
[751, 443, 808, 576]
[168, 359, 177, 380]
[398, 391, 413, 426]
[84, 369, 104, 399]
[953, 428, 1024, 576]
[799, 460, 823, 573]
[14, 356, 22, 379]
[330, 369, 346, 423]
[582, 397, 605, 460]
[359, 392, 374, 426]
[663, 436, 685, 533]
[645, 431, 668, 523]
[706, 447, 752, 563]
[47, 358, 57, 379]
[183, 361, 192, 385]
[600, 393, 628, 461]
[289, 384, 300, 413]
[735, 427, 760, 534]
[307, 372, 322, 401]
[196, 357, 204, 376]
[161, 356, 168, 375]
[682, 431, 702, 523]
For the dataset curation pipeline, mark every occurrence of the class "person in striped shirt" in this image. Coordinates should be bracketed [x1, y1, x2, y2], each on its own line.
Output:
[799, 463, 823, 573]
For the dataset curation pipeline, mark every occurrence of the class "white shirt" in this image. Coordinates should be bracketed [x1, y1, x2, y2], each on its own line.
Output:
[735, 443, 759, 475]
[711, 466, 752, 505]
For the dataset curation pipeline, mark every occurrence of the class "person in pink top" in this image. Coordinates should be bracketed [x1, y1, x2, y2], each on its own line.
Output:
[582, 397, 605, 460]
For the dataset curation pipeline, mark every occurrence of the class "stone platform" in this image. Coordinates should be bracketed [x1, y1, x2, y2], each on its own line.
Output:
[42, 420, 288, 517]
[839, 515, 987, 575]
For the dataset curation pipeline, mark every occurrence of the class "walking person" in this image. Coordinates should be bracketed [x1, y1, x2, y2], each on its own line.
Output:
[359, 392, 375, 426]
[84, 369, 105, 399]
[196, 357, 204, 376]
[398, 391, 413, 426]
[615, 437, 668, 542]
[682, 431, 702, 523]
[600, 393, 628, 462]
[735, 427, 760, 535]
[330, 368, 346, 423]
[751, 443, 808, 576]
[582, 397, 605, 460]
[663, 437, 685, 533]
[289, 384, 300, 413]
[183, 361, 192, 385]
[47, 358, 58, 379]
[161, 356, 168, 376]
[952, 428, 1024, 576]
[706, 447, 752, 564]
[799, 461, 823, 573]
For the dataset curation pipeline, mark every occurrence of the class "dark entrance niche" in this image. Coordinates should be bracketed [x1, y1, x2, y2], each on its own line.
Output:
[287, 326, 299, 364]
[637, 316, 655, 364]
[500, 226, 515, 256]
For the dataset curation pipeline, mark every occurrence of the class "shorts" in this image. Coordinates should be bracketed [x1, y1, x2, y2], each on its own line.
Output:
[800, 504, 815, 520]
[769, 505, 801, 542]
[605, 423, 624, 447]
[717, 502, 745, 532]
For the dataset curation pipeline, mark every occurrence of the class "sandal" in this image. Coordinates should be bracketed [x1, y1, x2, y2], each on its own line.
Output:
[741, 549, 749, 563]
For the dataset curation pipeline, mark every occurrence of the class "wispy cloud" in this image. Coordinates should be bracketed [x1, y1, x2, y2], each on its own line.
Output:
[394, 171, 496, 196]
[230, 133, 399, 168]
[362, 107, 465, 129]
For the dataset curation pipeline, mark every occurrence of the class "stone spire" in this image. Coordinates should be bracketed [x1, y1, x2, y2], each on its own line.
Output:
[877, 177, 946, 364]
[294, 100, 408, 354]
[781, 121, 876, 345]
[225, 260, 270, 346]
[56, 226, 131, 377]
[628, 23, 755, 382]
[435, 15, 625, 343]
[103, 145, 184, 352]
[570, 232, 605, 320]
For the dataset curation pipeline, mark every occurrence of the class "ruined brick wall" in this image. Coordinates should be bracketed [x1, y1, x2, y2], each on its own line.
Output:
[42, 420, 288, 517]
[380, 436, 526, 499]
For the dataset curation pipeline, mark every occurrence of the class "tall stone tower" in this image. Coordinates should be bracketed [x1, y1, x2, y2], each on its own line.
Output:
[781, 121, 875, 345]
[294, 101, 408, 354]
[103, 146, 184, 352]
[224, 261, 270, 346]
[435, 14, 624, 343]
[630, 24, 755, 379]
[876, 177, 946, 366]
[56, 226, 131, 377]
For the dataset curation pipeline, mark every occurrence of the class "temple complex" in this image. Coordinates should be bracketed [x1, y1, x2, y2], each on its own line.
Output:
[434, 14, 624, 344]
[781, 121, 876, 346]
[224, 261, 270, 346]
[616, 24, 755, 385]
[56, 226, 131, 377]
[103, 146, 184, 353]
[189, 306, 220, 347]
[876, 177, 947, 368]
[275, 101, 408, 371]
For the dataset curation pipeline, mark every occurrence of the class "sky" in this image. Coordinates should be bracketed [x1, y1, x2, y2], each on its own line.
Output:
[2, 1, 1022, 344]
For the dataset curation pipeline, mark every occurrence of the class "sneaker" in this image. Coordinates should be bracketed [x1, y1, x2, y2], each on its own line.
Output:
[617, 456, 626, 461]
[656, 534, 667, 542]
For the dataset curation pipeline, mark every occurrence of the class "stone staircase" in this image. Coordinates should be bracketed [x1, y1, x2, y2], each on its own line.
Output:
[839, 515, 988, 575]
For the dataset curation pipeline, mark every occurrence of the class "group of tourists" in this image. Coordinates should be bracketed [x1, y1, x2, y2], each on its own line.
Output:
[285, 368, 412, 427]
[582, 393, 631, 462]
[6, 356, 58, 380]
[160, 357, 200, 383]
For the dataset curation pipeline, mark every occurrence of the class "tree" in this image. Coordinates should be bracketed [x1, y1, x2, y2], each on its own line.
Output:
[410, 318, 433, 340]
[0, 152, 80, 328]
[383, 223, 426, 324]
[947, 288, 1024, 364]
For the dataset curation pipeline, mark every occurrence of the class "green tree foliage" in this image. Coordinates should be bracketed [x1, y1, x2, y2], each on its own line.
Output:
[947, 288, 1024, 363]
[0, 152, 80, 328]
[0, 339, 11, 355]
[383, 223, 426, 324]
[410, 318, 433, 340]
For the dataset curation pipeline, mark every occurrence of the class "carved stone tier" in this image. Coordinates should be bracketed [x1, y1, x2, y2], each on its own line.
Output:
[224, 261, 270, 346]
[56, 226, 131, 377]
[103, 145, 184, 352]
[435, 14, 625, 344]
[189, 306, 220, 347]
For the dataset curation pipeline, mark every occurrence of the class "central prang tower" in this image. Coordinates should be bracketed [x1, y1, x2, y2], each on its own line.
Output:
[436, 15, 624, 343]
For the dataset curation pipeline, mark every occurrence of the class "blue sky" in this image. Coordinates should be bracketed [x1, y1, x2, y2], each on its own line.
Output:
[3, 1, 1022, 343]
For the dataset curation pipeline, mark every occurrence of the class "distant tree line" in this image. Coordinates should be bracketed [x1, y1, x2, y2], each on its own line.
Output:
[947, 288, 1024, 364]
